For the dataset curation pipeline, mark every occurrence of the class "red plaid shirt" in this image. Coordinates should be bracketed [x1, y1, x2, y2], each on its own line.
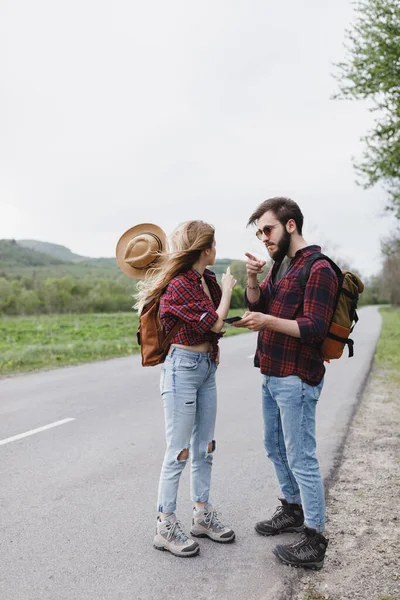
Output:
[246, 245, 338, 385]
[160, 268, 222, 361]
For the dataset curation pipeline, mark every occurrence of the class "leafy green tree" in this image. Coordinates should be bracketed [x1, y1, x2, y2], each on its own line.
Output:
[230, 260, 248, 288]
[381, 230, 400, 305]
[334, 0, 400, 217]
[0, 278, 14, 314]
[19, 289, 42, 314]
[230, 286, 246, 309]
[383, 253, 400, 305]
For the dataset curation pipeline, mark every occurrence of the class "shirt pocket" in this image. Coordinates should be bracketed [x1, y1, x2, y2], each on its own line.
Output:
[272, 278, 303, 318]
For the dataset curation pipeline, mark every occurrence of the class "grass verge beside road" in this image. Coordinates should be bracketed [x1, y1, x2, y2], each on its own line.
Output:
[0, 308, 249, 375]
[375, 306, 400, 380]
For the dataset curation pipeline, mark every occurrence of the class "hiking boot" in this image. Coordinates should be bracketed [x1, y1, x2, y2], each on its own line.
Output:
[255, 498, 304, 536]
[153, 514, 200, 557]
[273, 526, 329, 570]
[190, 503, 235, 543]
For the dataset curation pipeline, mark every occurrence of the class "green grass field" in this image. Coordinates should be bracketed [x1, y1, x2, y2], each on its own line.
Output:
[375, 307, 400, 380]
[0, 309, 249, 375]
[3, 307, 397, 377]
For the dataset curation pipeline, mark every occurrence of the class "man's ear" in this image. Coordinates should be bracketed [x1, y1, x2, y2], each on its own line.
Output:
[286, 219, 296, 234]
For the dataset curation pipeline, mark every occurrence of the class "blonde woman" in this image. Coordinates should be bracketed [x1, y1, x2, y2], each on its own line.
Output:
[136, 220, 237, 557]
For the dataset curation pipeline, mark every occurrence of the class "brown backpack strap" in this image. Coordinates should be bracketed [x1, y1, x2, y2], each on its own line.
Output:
[161, 319, 184, 349]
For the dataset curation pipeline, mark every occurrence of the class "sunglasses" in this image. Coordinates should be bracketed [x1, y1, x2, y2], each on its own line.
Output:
[255, 223, 280, 240]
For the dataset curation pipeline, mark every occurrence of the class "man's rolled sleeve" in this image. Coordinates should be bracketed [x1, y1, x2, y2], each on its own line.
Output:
[297, 265, 338, 343]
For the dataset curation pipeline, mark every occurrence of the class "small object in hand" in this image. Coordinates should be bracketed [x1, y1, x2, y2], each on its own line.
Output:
[223, 316, 243, 324]
[226, 266, 231, 275]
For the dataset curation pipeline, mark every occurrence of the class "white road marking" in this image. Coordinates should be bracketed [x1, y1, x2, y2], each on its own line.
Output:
[0, 418, 75, 446]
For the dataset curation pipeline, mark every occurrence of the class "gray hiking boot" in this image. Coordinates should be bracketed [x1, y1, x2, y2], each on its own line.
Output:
[190, 503, 235, 543]
[153, 514, 200, 557]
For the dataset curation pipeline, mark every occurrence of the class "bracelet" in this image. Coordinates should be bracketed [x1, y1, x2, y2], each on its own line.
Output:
[246, 283, 260, 290]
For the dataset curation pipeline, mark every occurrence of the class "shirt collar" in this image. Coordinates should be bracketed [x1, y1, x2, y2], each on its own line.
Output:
[186, 268, 202, 283]
[186, 267, 217, 282]
[293, 245, 321, 260]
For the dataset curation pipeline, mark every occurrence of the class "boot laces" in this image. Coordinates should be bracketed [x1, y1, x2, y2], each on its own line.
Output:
[204, 508, 225, 531]
[290, 533, 309, 550]
[166, 519, 188, 543]
[272, 505, 285, 519]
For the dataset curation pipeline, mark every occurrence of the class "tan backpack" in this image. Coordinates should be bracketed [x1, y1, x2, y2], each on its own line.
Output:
[299, 253, 364, 360]
[137, 297, 183, 366]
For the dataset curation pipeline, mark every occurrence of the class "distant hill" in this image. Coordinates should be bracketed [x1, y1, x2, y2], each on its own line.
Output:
[0, 239, 67, 269]
[17, 240, 86, 262]
[0, 239, 236, 281]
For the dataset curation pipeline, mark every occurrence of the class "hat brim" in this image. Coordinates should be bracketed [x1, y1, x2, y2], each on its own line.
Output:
[116, 223, 167, 279]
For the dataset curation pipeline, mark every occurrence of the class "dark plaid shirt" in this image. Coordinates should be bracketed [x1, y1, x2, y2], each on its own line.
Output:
[245, 245, 338, 385]
[160, 268, 222, 361]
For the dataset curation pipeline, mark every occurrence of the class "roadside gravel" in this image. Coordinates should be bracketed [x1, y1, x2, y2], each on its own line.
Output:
[292, 366, 400, 600]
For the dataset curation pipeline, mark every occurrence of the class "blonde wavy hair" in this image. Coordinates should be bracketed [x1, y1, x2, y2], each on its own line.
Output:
[134, 220, 215, 313]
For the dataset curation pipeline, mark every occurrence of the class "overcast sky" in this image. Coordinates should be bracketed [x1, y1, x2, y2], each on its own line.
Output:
[0, 0, 394, 277]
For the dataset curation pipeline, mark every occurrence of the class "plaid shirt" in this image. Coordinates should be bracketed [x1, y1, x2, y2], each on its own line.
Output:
[160, 268, 222, 361]
[246, 245, 338, 385]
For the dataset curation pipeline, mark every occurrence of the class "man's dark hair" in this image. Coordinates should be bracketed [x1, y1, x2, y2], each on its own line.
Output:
[247, 197, 304, 235]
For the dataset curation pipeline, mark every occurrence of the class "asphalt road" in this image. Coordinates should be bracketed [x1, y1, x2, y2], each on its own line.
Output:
[0, 306, 381, 600]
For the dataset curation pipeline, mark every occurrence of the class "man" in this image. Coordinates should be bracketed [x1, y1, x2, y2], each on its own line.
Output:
[235, 197, 338, 570]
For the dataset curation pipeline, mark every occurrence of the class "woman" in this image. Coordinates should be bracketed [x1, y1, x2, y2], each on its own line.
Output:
[135, 220, 237, 557]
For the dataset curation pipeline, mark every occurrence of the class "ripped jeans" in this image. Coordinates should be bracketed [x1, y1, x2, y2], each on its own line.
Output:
[157, 347, 217, 514]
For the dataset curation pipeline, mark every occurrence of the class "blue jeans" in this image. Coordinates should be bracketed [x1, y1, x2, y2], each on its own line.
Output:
[157, 347, 217, 514]
[262, 375, 325, 532]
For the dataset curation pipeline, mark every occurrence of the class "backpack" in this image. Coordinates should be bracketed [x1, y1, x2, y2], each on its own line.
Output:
[298, 253, 364, 360]
[136, 297, 183, 367]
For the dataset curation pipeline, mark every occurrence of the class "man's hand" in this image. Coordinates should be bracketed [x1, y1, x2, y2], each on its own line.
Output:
[245, 252, 266, 277]
[232, 311, 269, 331]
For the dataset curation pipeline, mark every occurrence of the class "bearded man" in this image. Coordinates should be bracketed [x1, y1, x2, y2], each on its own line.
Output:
[236, 197, 338, 570]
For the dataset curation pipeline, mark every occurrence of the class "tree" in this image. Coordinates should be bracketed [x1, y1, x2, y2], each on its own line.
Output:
[383, 253, 400, 305]
[381, 229, 400, 305]
[230, 260, 248, 288]
[334, 0, 400, 217]
[230, 286, 246, 309]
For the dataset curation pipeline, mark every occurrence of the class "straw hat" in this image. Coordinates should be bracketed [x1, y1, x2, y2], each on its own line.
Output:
[116, 223, 167, 278]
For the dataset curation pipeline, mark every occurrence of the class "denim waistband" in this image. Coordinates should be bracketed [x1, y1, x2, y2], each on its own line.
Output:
[168, 347, 212, 360]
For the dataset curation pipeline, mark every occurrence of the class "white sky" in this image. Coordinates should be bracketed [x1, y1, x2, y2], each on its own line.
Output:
[0, 0, 394, 277]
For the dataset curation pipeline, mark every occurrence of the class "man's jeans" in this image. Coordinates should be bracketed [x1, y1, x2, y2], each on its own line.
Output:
[262, 374, 325, 532]
[157, 347, 217, 514]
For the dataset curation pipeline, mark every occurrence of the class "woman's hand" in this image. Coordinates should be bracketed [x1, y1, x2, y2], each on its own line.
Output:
[221, 266, 237, 292]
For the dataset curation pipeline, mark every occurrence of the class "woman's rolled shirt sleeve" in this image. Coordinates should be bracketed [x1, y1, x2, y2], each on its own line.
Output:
[162, 285, 218, 333]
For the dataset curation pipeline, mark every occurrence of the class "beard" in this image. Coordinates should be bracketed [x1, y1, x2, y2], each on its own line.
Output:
[267, 228, 291, 263]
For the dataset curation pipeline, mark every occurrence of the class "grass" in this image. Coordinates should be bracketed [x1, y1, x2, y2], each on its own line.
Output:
[375, 307, 400, 381]
[303, 583, 335, 600]
[2, 306, 399, 377]
[0, 308, 249, 375]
